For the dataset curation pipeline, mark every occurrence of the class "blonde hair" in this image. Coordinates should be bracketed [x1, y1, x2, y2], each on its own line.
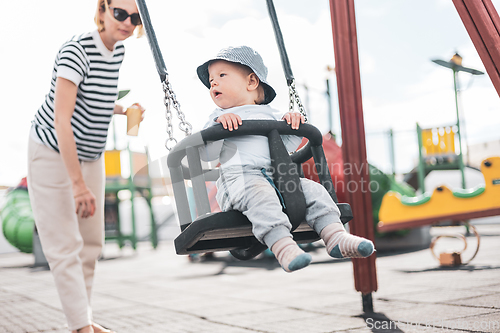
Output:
[255, 85, 265, 105]
[94, 0, 144, 38]
[238, 63, 266, 105]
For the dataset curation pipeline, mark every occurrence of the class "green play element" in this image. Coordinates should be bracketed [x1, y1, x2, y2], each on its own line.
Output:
[1, 189, 34, 253]
[400, 193, 431, 206]
[117, 89, 130, 100]
[452, 185, 485, 198]
[369, 164, 415, 237]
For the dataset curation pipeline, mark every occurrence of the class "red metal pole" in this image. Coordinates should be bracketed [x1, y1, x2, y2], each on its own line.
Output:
[329, 0, 378, 312]
[452, 0, 500, 97]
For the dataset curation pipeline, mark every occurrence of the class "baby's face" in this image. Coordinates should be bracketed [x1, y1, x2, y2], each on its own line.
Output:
[208, 60, 255, 109]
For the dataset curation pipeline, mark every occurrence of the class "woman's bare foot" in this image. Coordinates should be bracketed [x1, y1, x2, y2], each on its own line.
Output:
[92, 323, 115, 333]
[71, 325, 93, 333]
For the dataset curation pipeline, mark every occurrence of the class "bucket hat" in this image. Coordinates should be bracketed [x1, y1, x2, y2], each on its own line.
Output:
[197, 46, 276, 104]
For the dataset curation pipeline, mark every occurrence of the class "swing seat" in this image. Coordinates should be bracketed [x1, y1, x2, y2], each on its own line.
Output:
[174, 210, 324, 255]
[167, 120, 353, 260]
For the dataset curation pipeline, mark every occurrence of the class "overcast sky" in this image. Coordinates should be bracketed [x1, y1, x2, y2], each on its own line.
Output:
[1, 0, 499, 186]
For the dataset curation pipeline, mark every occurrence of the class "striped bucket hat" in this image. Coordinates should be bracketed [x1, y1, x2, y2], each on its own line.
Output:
[197, 46, 276, 105]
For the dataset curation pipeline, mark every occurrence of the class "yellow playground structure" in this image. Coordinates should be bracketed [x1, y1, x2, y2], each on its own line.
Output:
[378, 156, 500, 232]
[416, 123, 466, 192]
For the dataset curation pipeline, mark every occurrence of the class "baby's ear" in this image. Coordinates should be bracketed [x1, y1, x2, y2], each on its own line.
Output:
[247, 73, 260, 91]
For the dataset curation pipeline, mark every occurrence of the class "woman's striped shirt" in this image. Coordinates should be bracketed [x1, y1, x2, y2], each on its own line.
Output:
[31, 30, 125, 161]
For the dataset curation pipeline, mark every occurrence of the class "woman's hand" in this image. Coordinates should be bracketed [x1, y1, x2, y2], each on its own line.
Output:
[216, 113, 242, 131]
[115, 103, 146, 121]
[129, 103, 146, 121]
[282, 112, 305, 130]
[73, 183, 96, 219]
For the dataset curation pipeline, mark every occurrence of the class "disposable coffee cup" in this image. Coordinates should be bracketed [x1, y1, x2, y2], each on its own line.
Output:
[126, 106, 141, 136]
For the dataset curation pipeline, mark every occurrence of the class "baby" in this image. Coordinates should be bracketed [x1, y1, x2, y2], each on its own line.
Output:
[197, 46, 374, 272]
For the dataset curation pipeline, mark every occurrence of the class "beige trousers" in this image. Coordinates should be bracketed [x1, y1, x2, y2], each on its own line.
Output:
[27, 138, 105, 331]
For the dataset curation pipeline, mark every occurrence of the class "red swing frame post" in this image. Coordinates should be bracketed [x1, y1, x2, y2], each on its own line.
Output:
[328, 0, 500, 312]
[452, 0, 500, 97]
[329, 0, 378, 312]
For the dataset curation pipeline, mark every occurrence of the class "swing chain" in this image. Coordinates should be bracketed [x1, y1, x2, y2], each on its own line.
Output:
[163, 86, 176, 151]
[162, 77, 192, 150]
[288, 80, 308, 123]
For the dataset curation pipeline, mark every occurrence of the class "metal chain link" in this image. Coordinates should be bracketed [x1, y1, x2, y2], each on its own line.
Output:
[162, 78, 192, 151]
[288, 84, 295, 115]
[288, 80, 308, 123]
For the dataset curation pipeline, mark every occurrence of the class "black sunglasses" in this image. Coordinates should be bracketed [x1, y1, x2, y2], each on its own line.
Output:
[109, 7, 142, 26]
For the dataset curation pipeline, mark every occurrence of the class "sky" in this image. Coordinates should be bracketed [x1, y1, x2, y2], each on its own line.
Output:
[1, 0, 499, 186]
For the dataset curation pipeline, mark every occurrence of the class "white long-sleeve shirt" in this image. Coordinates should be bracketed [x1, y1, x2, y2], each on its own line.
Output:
[202, 105, 302, 169]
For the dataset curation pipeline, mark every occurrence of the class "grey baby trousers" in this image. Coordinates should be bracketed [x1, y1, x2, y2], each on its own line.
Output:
[216, 165, 342, 248]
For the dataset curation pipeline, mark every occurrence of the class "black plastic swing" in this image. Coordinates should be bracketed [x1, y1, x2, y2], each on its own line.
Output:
[167, 121, 353, 260]
[135, 0, 353, 260]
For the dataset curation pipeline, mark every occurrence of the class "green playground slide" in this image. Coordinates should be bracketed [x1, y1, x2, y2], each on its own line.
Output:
[1, 188, 34, 253]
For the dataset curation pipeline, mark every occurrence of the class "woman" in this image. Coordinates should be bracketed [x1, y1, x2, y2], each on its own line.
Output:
[27, 0, 144, 332]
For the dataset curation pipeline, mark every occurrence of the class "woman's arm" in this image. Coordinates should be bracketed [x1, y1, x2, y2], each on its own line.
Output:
[113, 104, 125, 115]
[53, 77, 96, 218]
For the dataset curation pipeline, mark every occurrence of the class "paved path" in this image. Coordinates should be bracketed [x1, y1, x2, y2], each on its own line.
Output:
[0, 224, 499, 333]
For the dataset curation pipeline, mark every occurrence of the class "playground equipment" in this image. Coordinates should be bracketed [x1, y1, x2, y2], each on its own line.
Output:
[415, 123, 466, 193]
[410, 53, 484, 193]
[301, 133, 415, 236]
[135, 0, 500, 313]
[400, 54, 484, 193]
[1, 145, 159, 255]
[395, 54, 485, 193]
[377, 54, 496, 234]
[429, 222, 480, 267]
[135, 0, 379, 310]
[378, 157, 500, 232]
[103, 85, 158, 250]
[136, 0, 353, 261]
[170, 121, 353, 260]
[104, 146, 157, 249]
[452, 0, 500, 98]
[1, 183, 33, 253]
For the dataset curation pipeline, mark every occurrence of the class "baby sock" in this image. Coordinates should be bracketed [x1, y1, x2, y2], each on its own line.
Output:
[320, 223, 374, 259]
[271, 237, 312, 272]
